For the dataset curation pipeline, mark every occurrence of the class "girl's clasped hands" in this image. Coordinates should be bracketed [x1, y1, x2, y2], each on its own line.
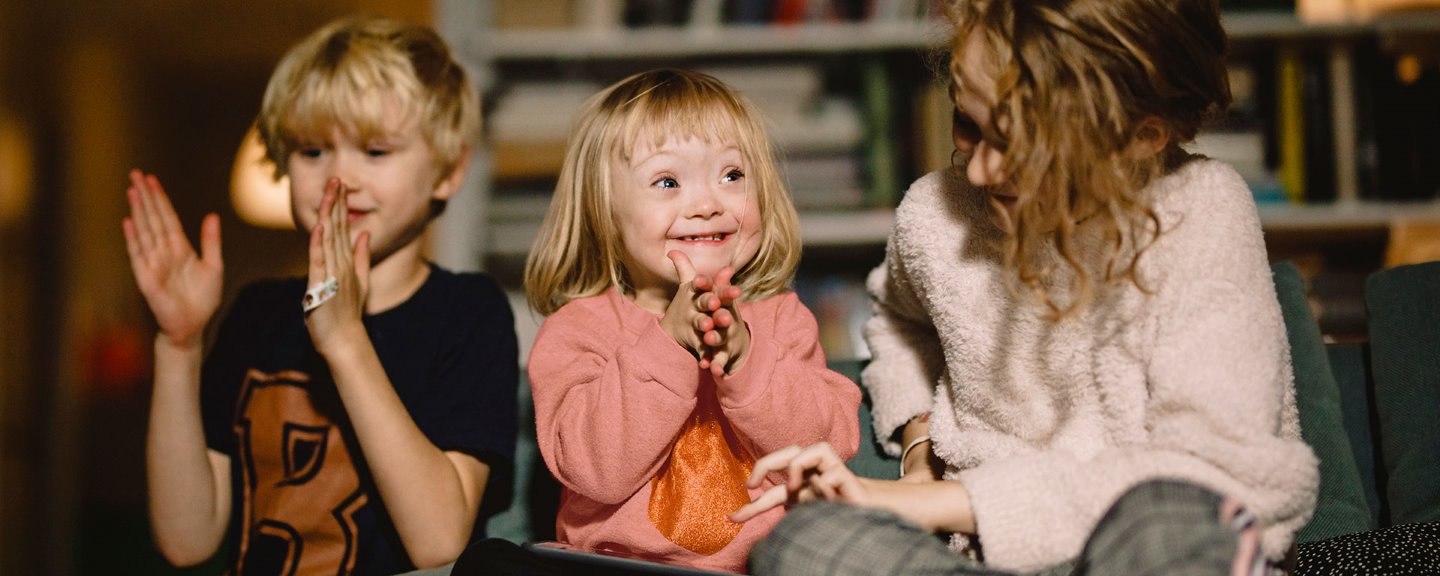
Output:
[660, 250, 749, 379]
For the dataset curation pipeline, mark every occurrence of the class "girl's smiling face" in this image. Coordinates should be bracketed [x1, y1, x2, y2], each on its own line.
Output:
[611, 135, 761, 313]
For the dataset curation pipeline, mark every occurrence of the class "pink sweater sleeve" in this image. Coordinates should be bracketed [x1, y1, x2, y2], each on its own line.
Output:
[528, 298, 702, 504]
[718, 292, 862, 461]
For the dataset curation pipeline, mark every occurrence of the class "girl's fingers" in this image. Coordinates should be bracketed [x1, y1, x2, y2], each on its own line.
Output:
[715, 267, 735, 292]
[692, 314, 714, 334]
[667, 250, 697, 286]
[712, 308, 734, 329]
[703, 328, 723, 347]
[809, 472, 838, 500]
[693, 274, 714, 293]
[730, 484, 788, 523]
[710, 350, 729, 378]
[785, 443, 839, 491]
[749, 445, 803, 487]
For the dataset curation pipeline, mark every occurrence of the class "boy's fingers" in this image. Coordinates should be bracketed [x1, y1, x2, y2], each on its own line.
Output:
[126, 187, 155, 253]
[703, 329, 722, 347]
[122, 218, 145, 268]
[133, 181, 163, 248]
[199, 213, 222, 267]
[693, 315, 714, 333]
[152, 177, 184, 239]
[353, 232, 371, 296]
[307, 223, 326, 285]
[318, 189, 337, 279]
[693, 274, 714, 293]
[667, 250, 697, 286]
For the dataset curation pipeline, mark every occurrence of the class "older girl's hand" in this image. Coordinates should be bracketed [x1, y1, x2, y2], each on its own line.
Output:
[731, 442, 978, 534]
[730, 442, 872, 523]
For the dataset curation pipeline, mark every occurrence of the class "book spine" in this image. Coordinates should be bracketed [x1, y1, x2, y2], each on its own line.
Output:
[1277, 47, 1308, 204]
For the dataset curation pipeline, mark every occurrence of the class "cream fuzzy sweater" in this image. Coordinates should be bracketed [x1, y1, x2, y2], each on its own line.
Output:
[863, 159, 1319, 572]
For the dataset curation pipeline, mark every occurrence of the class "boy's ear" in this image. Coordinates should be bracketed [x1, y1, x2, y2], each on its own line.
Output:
[1128, 117, 1170, 159]
[432, 145, 472, 201]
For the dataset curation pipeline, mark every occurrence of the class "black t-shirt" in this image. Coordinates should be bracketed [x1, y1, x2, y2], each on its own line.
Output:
[200, 265, 518, 575]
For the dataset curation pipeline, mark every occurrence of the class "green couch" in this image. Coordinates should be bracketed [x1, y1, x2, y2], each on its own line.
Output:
[486, 261, 1440, 549]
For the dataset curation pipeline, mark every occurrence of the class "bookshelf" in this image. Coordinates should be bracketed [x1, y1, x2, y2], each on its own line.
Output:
[434, 1, 1440, 348]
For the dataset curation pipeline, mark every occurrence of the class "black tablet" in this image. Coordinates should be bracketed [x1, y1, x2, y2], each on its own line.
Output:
[522, 541, 741, 576]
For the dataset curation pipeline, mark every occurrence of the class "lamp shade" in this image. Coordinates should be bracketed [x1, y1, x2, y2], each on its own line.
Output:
[229, 125, 294, 229]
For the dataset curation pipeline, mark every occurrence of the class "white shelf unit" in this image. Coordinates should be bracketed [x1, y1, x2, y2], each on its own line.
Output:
[436, 4, 1440, 271]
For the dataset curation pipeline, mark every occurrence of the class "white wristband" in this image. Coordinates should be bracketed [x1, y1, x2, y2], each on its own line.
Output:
[899, 435, 932, 479]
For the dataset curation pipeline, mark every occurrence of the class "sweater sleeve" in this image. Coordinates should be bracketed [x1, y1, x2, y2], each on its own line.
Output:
[527, 301, 703, 504]
[861, 200, 948, 454]
[957, 165, 1320, 570]
[717, 293, 862, 461]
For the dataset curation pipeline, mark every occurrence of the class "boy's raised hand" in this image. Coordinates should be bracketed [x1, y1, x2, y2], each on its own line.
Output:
[304, 177, 371, 357]
[122, 169, 224, 348]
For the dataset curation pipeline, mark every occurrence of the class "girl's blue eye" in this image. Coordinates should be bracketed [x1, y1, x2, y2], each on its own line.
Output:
[723, 169, 745, 183]
[653, 176, 679, 189]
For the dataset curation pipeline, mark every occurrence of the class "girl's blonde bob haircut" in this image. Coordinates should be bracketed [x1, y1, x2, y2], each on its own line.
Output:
[525, 69, 802, 316]
[256, 16, 479, 180]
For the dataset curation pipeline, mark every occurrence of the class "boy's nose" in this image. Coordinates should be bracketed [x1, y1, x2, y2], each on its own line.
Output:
[328, 153, 361, 191]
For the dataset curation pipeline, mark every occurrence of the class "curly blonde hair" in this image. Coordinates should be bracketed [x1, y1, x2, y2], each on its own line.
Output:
[524, 69, 801, 316]
[949, 0, 1231, 318]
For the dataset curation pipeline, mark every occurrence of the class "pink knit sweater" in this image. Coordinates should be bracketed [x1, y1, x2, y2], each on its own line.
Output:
[864, 160, 1319, 572]
[529, 287, 861, 573]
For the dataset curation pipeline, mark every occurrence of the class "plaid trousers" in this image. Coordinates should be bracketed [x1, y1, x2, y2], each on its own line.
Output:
[749, 480, 1242, 576]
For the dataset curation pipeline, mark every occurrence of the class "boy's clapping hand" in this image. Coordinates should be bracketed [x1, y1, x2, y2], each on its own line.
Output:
[304, 177, 371, 357]
[122, 169, 224, 349]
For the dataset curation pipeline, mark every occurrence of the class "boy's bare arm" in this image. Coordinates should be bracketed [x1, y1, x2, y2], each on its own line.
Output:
[146, 338, 233, 566]
[123, 170, 231, 565]
[304, 182, 486, 567]
[324, 343, 490, 568]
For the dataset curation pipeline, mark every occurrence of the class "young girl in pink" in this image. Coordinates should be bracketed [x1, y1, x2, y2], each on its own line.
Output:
[521, 69, 861, 573]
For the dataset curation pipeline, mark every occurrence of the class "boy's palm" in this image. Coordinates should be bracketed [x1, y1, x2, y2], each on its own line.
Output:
[122, 170, 224, 347]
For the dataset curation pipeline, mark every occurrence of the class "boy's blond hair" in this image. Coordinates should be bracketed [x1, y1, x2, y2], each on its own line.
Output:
[525, 69, 801, 316]
[256, 16, 479, 180]
[949, 0, 1231, 318]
